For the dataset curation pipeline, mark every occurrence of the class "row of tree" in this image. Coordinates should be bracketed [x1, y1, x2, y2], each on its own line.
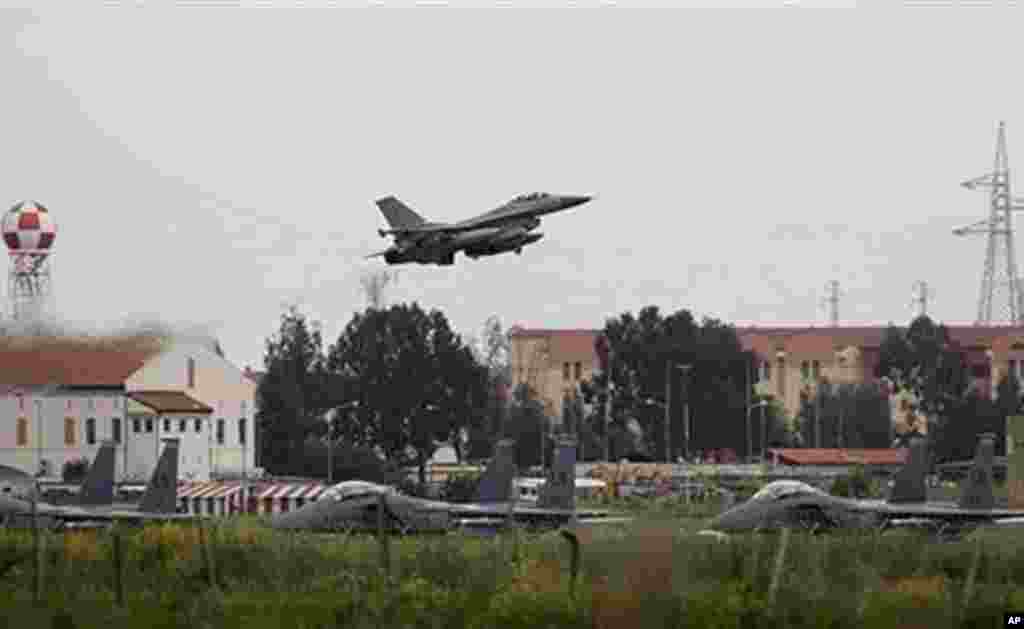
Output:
[256, 290, 1024, 482]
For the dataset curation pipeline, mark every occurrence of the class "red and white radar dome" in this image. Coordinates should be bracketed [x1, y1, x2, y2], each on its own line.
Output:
[2, 201, 56, 252]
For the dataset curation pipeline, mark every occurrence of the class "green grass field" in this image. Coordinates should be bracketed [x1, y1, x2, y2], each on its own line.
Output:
[1, 498, 1022, 628]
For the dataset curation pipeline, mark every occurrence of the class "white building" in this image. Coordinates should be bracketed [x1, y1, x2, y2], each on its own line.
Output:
[0, 336, 256, 483]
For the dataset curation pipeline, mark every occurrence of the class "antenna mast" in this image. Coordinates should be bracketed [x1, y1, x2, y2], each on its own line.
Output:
[954, 121, 1024, 324]
[911, 281, 930, 318]
[821, 280, 841, 326]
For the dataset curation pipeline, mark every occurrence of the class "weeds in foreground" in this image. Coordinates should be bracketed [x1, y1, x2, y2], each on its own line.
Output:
[0, 519, 1019, 628]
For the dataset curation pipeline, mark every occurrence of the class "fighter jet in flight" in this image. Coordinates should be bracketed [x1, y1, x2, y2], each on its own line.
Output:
[269, 437, 629, 533]
[700, 433, 1024, 540]
[0, 438, 191, 529]
[367, 192, 592, 266]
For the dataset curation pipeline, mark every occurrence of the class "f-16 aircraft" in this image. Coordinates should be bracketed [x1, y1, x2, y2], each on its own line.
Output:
[0, 438, 191, 529]
[700, 433, 1024, 540]
[269, 437, 629, 533]
[367, 192, 592, 266]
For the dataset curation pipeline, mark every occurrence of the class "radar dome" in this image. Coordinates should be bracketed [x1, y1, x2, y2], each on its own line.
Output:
[2, 201, 56, 253]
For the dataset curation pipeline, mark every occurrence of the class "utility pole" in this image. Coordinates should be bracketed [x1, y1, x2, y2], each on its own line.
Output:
[664, 362, 672, 463]
[954, 121, 1024, 324]
[745, 360, 752, 460]
[815, 386, 821, 448]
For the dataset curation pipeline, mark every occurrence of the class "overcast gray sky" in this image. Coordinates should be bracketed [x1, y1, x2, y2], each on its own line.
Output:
[3, 5, 1023, 370]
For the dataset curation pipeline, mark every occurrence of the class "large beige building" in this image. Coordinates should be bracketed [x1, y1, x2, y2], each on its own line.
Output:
[510, 324, 1024, 423]
[509, 327, 599, 423]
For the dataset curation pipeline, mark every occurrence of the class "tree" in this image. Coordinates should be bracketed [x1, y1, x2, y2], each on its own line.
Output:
[875, 316, 969, 418]
[875, 316, 971, 457]
[504, 383, 553, 469]
[466, 315, 512, 460]
[798, 381, 891, 449]
[326, 303, 489, 484]
[579, 306, 753, 460]
[257, 306, 329, 475]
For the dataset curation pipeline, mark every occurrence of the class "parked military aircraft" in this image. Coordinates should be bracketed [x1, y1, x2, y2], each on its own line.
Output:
[269, 437, 630, 533]
[700, 433, 1024, 540]
[367, 192, 592, 266]
[0, 438, 191, 529]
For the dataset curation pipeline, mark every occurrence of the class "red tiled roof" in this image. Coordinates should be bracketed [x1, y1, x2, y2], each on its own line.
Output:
[768, 448, 907, 466]
[127, 391, 213, 414]
[0, 346, 161, 387]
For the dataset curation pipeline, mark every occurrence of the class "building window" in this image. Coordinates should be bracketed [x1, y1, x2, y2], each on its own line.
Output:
[195, 418, 202, 433]
[239, 418, 247, 445]
[86, 418, 96, 445]
[145, 419, 154, 433]
[563, 362, 570, 381]
[112, 418, 122, 444]
[812, 360, 821, 379]
[801, 361, 810, 380]
[16, 417, 28, 446]
[133, 419, 141, 433]
[216, 419, 225, 445]
[163, 418, 171, 432]
[187, 357, 196, 388]
[761, 361, 772, 382]
[574, 362, 582, 380]
[65, 417, 77, 446]
[88, 398, 95, 411]
[179, 419, 186, 432]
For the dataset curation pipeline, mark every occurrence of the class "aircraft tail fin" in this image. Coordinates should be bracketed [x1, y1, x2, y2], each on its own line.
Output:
[474, 438, 518, 503]
[959, 433, 996, 510]
[138, 438, 180, 514]
[537, 436, 576, 511]
[888, 436, 928, 504]
[78, 440, 117, 507]
[376, 196, 426, 230]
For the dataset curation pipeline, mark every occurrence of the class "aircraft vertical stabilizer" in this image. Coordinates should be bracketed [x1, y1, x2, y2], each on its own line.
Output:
[474, 438, 518, 503]
[78, 441, 117, 507]
[376, 196, 426, 229]
[960, 433, 996, 510]
[138, 438, 181, 514]
[537, 437, 576, 511]
[889, 436, 928, 504]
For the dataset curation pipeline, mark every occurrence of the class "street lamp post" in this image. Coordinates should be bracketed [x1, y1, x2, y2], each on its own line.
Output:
[745, 400, 770, 462]
[661, 362, 694, 464]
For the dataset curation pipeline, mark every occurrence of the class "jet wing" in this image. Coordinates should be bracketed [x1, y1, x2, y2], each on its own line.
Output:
[860, 501, 1024, 522]
[380, 212, 519, 237]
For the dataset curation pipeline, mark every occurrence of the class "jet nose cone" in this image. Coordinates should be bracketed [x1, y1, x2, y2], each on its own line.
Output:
[560, 195, 592, 209]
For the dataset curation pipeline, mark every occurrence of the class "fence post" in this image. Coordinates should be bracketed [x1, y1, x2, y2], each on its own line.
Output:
[960, 536, 983, 623]
[113, 528, 125, 607]
[768, 527, 790, 610]
[377, 493, 391, 583]
[560, 530, 580, 599]
[199, 522, 217, 590]
[32, 493, 42, 606]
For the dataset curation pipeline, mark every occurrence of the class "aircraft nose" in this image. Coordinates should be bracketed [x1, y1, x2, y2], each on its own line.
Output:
[560, 195, 592, 209]
[707, 506, 745, 533]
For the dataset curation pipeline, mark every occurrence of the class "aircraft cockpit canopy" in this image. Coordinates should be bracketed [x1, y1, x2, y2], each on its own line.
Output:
[750, 480, 824, 503]
[322, 480, 397, 503]
[514, 192, 548, 202]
